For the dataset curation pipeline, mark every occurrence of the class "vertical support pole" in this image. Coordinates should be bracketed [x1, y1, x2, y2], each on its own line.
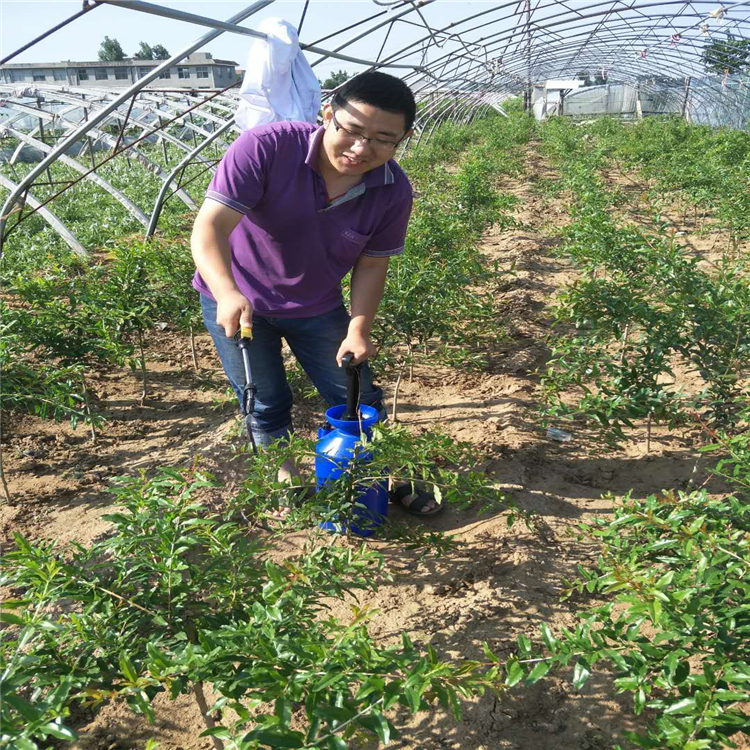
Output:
[525, 0, 533, 113]
[158, 115, 170, 165]
[39, 118, 54, 186]
[81, 107, 96, 169]
[635, 86, 643, 119]
[681, 76, 692, 121]
[188, 112, 199, 149]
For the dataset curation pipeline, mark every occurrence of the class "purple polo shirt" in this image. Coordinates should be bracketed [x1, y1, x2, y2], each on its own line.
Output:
[192, 120, 413, 318]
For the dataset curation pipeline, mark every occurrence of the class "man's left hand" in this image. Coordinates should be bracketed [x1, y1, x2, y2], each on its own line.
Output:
[336, 332, 377, 366]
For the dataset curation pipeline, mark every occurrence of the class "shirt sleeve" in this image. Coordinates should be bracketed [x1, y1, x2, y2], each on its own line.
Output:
[205, 130, 272, 215]
[362, 179, 413, 258]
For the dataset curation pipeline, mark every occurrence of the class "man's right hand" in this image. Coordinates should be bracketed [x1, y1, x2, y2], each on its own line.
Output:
[216, 290, 253, 338]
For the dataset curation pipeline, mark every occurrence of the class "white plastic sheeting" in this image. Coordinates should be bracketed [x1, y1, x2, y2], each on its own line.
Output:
[235, 17, 321, 131]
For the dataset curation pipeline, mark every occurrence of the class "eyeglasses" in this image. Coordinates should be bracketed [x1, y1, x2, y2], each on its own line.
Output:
[330, 112, 403, 151]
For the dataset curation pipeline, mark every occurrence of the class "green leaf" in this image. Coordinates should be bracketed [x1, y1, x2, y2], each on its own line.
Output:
[243, 729, 306, 748]
[13, 738, 38, 750]
[516, 633, 533, 657]
[714, 690, 750, 702]
[403, 688, 421, 713]
[634, 688, 646, 715]
[312, 673, 343, 692]
[119, 651, 138, 683]
[505, 658, 524, 688]
[0, 611, 25, 625]
[40, 722, 78, 741]
[483, 642, 500, 663]
[655, 570, 674, 589]
[47, 677, 74, 707]
[674, 661, 690, 685]
[275, 697, 293, 726]
[314, 706, 353, 724]
[357, 710, 390, 744]
[327, 738, 348, 750]
[200, 727, 232, 739]
[572, 658, 591, 691]
[146, 642, 169, 670]
[664, 697, 697, 715]
[3, 693, 43, 722]
[526, 661, 551, 685]
[540, 624, 558, 652]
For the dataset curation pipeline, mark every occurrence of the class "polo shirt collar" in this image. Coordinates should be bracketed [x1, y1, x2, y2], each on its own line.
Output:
[306, 125, 396, 188]
[305, 126, 325, 169]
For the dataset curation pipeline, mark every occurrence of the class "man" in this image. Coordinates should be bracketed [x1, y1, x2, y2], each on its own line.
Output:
[191, 71, 439, 517]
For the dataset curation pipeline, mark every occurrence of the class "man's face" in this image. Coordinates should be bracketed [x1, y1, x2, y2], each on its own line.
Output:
[320, 101, 412, 177]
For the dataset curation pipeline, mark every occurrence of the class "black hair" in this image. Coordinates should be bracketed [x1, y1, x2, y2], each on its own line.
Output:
[332, 71, 416, 132]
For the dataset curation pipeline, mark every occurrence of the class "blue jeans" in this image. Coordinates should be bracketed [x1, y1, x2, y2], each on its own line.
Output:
[200, 295, 385, 447]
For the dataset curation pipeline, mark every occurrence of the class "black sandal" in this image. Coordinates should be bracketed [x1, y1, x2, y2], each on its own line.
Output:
[390, 483, 444, 517]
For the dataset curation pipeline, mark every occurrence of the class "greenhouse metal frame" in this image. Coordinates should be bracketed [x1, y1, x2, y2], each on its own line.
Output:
[1, 0, 748, 254]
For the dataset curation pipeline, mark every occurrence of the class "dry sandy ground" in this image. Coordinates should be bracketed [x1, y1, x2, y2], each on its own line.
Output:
[1, 142, 742, 750]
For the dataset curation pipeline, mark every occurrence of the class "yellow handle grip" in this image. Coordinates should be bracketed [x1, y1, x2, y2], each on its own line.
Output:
[240, 325, 253, 340]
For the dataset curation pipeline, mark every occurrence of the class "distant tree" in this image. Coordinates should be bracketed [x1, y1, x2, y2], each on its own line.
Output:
[701, 33, 750, 75]
[134, 41, 154, 60]
[151, 44, 170, 60]
[98, 36, 126, 62]
[320, 70, 350, 90]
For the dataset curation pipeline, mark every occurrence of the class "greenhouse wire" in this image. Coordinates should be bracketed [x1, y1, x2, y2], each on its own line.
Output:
[1, 0, 747, 254]
[0, 0, 275, 251]
[1, 83, 240, 243]
[146, 119, 235, 237]
[0, 98, 199, 210]
[0, 1, 99, 65]
[296, 0, 310, 34]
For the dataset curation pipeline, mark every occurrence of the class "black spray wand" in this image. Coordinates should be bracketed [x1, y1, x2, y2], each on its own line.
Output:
[236, 324, 258, 454]
[340, 353, 362, 421]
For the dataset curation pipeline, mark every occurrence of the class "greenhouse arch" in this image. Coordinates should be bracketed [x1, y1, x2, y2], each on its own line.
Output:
[1, 0, 748, 253]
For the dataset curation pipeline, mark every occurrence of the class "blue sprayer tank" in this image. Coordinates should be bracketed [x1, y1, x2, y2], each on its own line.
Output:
[315, 359, 388, 537]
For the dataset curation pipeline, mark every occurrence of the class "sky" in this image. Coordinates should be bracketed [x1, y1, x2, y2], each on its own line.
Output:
[0, 0, 491, 79]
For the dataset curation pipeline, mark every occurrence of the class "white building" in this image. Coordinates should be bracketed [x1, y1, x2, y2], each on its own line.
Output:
[0, 53, 238, 90]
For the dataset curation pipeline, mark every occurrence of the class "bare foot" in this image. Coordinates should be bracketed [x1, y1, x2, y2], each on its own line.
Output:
[268, 459, 302, 521]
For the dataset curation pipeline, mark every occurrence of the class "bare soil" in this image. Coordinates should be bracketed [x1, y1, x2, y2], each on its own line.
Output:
[1, 142, 739, 750]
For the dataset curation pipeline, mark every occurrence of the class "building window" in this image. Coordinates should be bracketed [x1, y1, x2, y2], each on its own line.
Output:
[53, 69, 67, 81]
[77, 68, 89, 81]
[114, 68, 129, 80]
[33, 71, 47, 81]
[10, 70, 26, 82]
[178, 67, 190, 79]
[196, 66, 209, 79]
[138, 67, 151, 79]
[95, 68, 108, 80]
[159, 68, 171, 79]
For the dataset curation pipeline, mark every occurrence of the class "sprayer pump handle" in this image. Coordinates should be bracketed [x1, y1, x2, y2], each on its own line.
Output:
[341, 353, 360, 372]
